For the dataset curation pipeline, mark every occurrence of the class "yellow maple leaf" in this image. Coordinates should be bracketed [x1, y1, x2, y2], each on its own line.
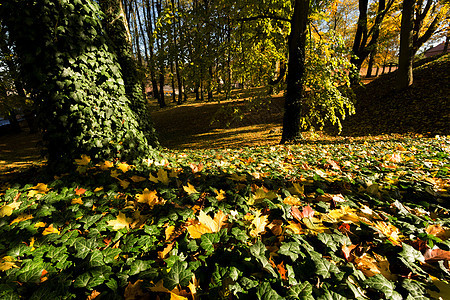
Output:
[165, 225, 176, 241]
[0, 256, 18, 271]
[373, 221, 402, 246]
[158, 242, 174, 259]
[149, 280, 188, 300]
[94, 187, 104, 192]
[214, 189, 226, 201]
[75, 155, 91, 166]
[354, 252, 397, 281]
[183, 182, 198, 195]
[107, 212, 132, 230]
[285, 220, 305, 235]
[187, 210, 228, 238]
[28, 183, 50, 198]
[124, 279, 147, 300]
[188, 274, 198, 299]
[288, 182, 305, 196]
[130, 175, 146, 183]
[29, 237, 36, 251]
[110, 170, 120, 178]
[71, 197, 83, 205]
[149, 169, 170, 185]
[0, 205, 14, 218]
[117, 162, 131, 173]
[136, 188, 166, 208]
[99, 161, 114, 170]
[43, 224, 60, 235]
[34, 221, 46, 228]
[10, 214, 33, 225]
[250, 211, 268, 237]
[251, 187, 277, 204]
[283, 195, 303, 206]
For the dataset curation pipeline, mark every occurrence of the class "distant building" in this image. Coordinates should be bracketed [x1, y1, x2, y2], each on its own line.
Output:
[424, 42, 450, 58]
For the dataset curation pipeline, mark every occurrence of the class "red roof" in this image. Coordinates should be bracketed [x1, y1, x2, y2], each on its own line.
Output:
[425, 42, 450, 57]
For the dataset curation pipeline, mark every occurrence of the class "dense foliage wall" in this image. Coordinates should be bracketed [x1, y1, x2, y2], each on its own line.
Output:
[0, 0, 159, 169]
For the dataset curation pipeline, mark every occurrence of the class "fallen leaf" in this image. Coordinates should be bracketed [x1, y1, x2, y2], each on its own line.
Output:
[75, 186, 86, 195]
[165, 225, 176, 241]
[42, 224, 60, 235]
[283, 195, 303, 206]
[342, 244, 357, 261]
[188, 274, 198, 299]
[10, 214, 33, 225]
[118, 179, 130, 189]
[189, 163, 204, 173]
[87, 290, 101, 300]
[107, 212, 132, 230]
[373, 221, 402, 246]
[354, 252, 397, 281]
[285, 221, 305, 235]
[250, 212, 268, 237]
[136, 189, 166, 208]
[183, 183, 198, 195]
[267, 219, 283, 236]
[214, 189, 226, 201]
[117, 162, 131, 173]
[99, 161, 114, 170]
[277, 261, 287, 280]
[75, 155, 91, 166]
[71, 197, 83, 205]
[187, 210, 228, 238]
[388, 153, 402, 163]
[125, 280, 149, 300]
[158, 242, 174, 259]
[130, 175, 146, 183]
[424, 248, 450, 263]
[426, 224, 450, 241]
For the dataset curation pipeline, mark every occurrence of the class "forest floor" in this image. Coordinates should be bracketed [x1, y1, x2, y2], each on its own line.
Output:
[0, 54, 448, 180]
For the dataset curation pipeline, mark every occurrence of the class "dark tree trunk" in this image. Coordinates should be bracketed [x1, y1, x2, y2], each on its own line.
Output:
[281, 0, 309, 144]
[398, 0, 414, 89]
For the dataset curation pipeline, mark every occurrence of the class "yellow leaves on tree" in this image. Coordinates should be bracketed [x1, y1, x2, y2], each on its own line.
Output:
[107, 212, 133, 230]
[187, 210, 228, 239]
[136, 188, 166, 208]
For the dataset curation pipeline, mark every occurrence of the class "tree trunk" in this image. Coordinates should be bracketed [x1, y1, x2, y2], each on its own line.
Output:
[1, 0, 158, 169]
[144, 0, 160, 101]
[366, 47, 377, 78]
[398, 0, 415, 89]
[281, 0, 309, 144]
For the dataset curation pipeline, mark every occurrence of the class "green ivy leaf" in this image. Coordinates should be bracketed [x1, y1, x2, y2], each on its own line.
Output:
[364, 274, 402, 300]
[164, 260, 192, 290]
[256, 282, 283, 300]
[249, 240, 277, 278]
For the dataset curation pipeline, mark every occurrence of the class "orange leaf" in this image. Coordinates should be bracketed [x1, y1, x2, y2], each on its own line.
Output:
[75, 186, 86, 195]
[268, 219, 283, 236]
[276, 261, 287, 280]
[424, 248, 450, 263]
[342, 244, 357, 261]
[87, 290, 101, 300]
[187, 210, 228, 238]
[158, 242, 174, 259]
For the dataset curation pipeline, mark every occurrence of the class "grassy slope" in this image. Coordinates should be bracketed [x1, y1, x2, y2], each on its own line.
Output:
[342, 54, 450, 136]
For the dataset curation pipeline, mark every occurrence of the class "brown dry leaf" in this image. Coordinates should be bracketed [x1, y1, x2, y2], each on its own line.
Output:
[268, 219, 283, 236]
[424, 248, 450, 263]
[277, 261, 287, 280]
[130, 175, 146, 183]
[125, 280, 151, 300]
[354, 253, 397, 281]
[426, 224, 450, 241]
[250, 212, 269, 237]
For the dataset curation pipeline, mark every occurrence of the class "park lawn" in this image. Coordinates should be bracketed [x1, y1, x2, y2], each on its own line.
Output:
[0, 135, 449, 299]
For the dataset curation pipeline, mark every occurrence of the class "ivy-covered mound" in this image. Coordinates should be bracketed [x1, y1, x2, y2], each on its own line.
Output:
[0, 135, 450, 299]
[0, 0, 159, 168]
